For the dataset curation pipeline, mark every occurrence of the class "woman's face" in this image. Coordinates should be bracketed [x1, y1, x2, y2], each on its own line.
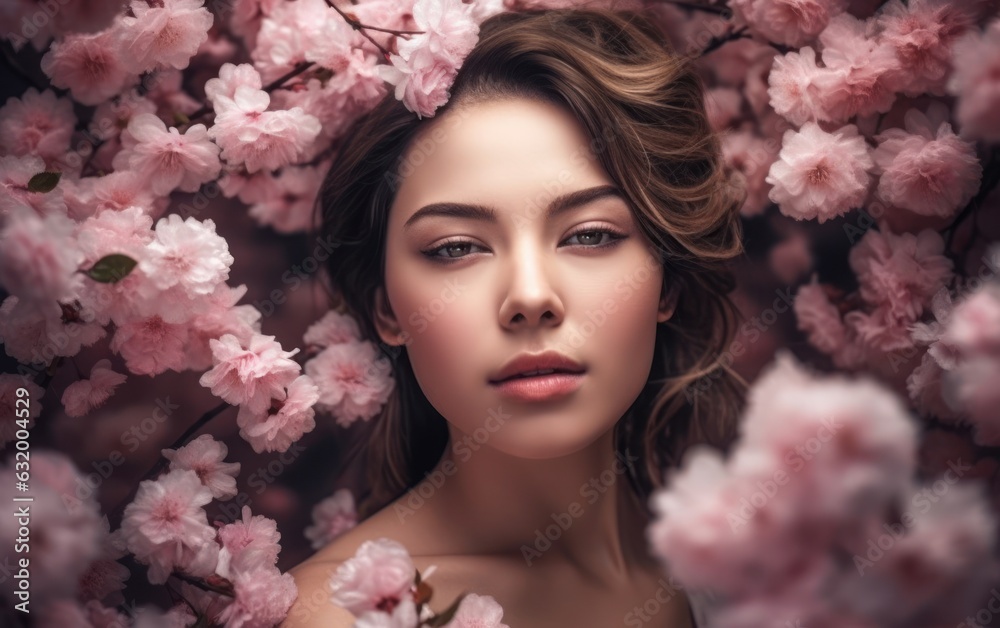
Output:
[375, 97, 675, 459]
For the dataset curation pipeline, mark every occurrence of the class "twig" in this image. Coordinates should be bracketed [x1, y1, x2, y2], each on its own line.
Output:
[943, 146, 1000, 258]
[324, 0, 395, 60]
[647, 0, 732, 15]
[700, 25, 749, 57]
[107, 401, 232, 524]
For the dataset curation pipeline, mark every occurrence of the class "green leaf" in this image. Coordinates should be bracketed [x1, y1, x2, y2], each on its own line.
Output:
[85, 254, 138, 284]
[27, 171, 61, 193]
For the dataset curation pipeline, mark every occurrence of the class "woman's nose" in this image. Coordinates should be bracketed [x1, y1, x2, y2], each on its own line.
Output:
[497, 245, 565, 330]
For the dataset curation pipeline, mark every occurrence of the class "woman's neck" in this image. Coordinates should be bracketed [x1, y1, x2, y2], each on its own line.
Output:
[406, 423, 658, 584]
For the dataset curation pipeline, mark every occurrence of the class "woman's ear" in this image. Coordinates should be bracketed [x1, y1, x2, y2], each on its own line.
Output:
[657, 282, 679, 324]
[372, 285, 405, 346]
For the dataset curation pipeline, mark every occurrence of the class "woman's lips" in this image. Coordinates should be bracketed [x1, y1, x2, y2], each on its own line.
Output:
[488, 372, 585, 402]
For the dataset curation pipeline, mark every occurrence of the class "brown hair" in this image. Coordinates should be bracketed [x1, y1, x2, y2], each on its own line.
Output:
[317, 7, 747, 519]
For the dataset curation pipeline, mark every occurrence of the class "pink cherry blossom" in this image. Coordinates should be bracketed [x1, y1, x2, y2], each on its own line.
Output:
[766, 122, 874, 223]
[849, 227, 953, 324]
[183, 283, 263, 372]
[113, 113, 222, 195]
[162, 434, 241, 500]
[61, 358, 127, 418]
[89, 170, 161, 217]
[948, 18, 1000, 142]
[236, 374, 319, 454]
[444, 593, 510, 628]
[0, 374, 42, 448]
[215, 566, 298, 628]
[0, 154, 68, 217]
[732, 0, 847, 48]
[815, 14, 901, 122]
[207, 86, 322, 173]
[872, 104, 982, 218]
[110, 314, 192, 376]
[877, 0, 976, 97]
[303, 310, 362, 348]
[215, 505, 282, 579]
[120, 468, 220, 585]
[304, 340, 396, 426]
[117, 0, 214, 74]
[0, 206, 84, 306]
[138, 214, 233, 297]
[378, 45, 463, 120]
[399, 0, 481, 65]
[705, 87, 743, 132]
[204, 63, 263, 114]
[40, 29, 137, 106]
[199, 333, 302, 414]
[304, 488, 358, 550]
[329, 537, 417, 616]
[0, 88, 75, 164]
[768, 46, 827, 125]
[251, 0, 334, 83]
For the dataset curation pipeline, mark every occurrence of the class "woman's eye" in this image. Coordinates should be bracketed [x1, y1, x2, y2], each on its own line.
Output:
[421, 228, 626, 263]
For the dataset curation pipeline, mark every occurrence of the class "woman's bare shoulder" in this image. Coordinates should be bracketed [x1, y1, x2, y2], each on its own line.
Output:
[280, 503, 435, 627]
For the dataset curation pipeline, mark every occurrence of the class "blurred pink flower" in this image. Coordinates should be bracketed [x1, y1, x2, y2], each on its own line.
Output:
[705, 87, 743, 132]
[304, 488, 358, 550]
[199, 333, 302, 414]
[768, 46, 827, 125]
[121, 468, 220, 585]
[795, 278, 847, 355]
[305, 340, 396, 426]
[110, 314, 191, 376]
[61, 359, 127, 418]
[89, 171, 160, 217]
[0, 154, 68, 217]
[766, 122, 874, 223]
[40, 29, 137, 106]
[236, 374, 319, 454]
[0, 451, 103, 603]
[304, 310, 363, 348]
[247, 165, 324, 234]
[207, 86, 322, 173]
[215, 566, 298, 628]
[873, 104, 982, 218]
[948, 18, 1000, 142]
[138, 214, 233, 298]
[113, 113, 222, 196]
[0, 295, 107, 363]
[354, 596, 420, 628]
[162, 433, 241, 500]
[0, 88, 75, 163]
[215, 505, 282, 579]
[78, 518, 131, 605]
[877, 0, 976, 96]
[117, 0, 214, 74]
[815, 14, 900, 122]
[768, 231, 813, 284]
[329, 537, 416, 616]
[732, 0, 847, 47]
[444, 593, 511, 628]
[0, 207, 83, 306]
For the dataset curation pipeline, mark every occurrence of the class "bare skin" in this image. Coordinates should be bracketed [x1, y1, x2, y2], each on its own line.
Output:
[282, 97, 693, 627]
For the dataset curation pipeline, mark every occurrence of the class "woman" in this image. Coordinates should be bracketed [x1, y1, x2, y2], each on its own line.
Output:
[284, 7, 745, 627]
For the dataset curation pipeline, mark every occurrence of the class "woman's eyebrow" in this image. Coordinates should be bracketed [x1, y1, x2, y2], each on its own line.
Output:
[402, 184, 624, 230]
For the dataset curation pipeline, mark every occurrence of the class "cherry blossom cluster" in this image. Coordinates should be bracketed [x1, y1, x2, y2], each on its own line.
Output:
[648, 354, 997, 626]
